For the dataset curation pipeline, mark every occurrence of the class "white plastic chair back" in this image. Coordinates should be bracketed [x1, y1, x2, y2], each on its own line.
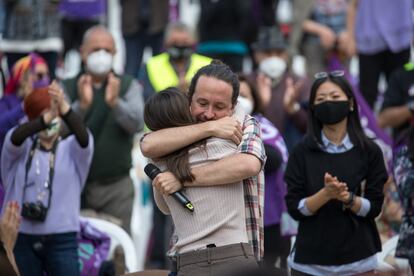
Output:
[377, 235, 411, 274]
[82, 216, 138, 272]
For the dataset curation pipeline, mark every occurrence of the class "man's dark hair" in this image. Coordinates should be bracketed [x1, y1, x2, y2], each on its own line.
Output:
[188, 60, 239, 106]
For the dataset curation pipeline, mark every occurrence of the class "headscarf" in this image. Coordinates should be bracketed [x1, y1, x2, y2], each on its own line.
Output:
[4, 53, 48, 95]
[23, 87, 51, 120]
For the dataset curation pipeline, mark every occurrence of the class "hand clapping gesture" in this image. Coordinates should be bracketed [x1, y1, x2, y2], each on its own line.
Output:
[105, 73, 120, 108]
[77, 74, 93, 110]
[283, 77, 304, 115]
[324, 172, 350, 203]
[48, 81, 70, 115]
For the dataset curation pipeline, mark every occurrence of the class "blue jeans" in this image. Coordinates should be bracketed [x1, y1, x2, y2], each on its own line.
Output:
[14, 232, 80, 276]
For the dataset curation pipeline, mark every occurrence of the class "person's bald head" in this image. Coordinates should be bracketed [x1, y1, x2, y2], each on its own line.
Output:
[80, 26, 116, 63]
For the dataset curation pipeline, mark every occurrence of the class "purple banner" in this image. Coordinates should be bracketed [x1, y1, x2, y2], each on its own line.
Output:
[78, 219, 111, 276]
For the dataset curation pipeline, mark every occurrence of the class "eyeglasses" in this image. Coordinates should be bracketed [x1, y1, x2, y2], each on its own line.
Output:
[314, 70, 345, 79]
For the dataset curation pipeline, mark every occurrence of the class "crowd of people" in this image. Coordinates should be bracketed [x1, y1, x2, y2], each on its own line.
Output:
[0, 0, 413, 276]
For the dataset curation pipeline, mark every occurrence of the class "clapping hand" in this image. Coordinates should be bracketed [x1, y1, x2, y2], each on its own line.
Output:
[0, 201, 21, 276]
[283, 77, 304, 114]
[105, 73, 120, 108]
[48, 80, 70, 115]
[0, 201, 21, 253]
[77, 74, 93, 110]
[256, 73, 272, 108]
[324, 172, 350, 202]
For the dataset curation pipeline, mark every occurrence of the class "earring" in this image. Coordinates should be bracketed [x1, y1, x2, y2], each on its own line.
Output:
[350, 106, 354, 111]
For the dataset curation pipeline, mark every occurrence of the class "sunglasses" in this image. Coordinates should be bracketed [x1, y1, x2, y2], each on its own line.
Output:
[35, 72, 48, 80]
[314, 70, 345, 79]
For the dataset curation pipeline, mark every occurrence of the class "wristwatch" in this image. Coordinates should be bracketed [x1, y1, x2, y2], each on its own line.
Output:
[344, 192, 355, 208]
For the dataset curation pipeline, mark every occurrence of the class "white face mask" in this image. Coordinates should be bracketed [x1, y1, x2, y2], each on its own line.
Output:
[237, 96, 254, 115]
[41, 118, 60, 138]
[86, 49, 113, 76]
[259, 56, 287, 79]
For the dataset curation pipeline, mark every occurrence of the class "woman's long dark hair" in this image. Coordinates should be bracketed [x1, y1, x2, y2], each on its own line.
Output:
[307, 75, 371, 149]
[144, 87, 197, 183]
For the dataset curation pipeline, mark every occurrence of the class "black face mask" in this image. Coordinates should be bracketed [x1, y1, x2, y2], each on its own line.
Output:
[314, 100, 350, 125]
[167, 45, 193, 60]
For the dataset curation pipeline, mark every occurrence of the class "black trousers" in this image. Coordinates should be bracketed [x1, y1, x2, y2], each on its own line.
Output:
[358, 47, 410, 108]
[263, 224, 291, 269]
[61, 18, 99, 57]
[204, 53, 244, 73]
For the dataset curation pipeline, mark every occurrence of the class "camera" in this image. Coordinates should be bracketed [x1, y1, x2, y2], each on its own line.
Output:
[21, 201, 48, 222]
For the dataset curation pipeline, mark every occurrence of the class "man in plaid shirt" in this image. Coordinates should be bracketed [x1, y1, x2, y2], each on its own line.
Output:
[141, 60, 266, 275]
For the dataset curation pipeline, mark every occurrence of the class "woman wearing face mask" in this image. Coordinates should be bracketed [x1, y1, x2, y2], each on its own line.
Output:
[1, 82, 93, 276]
[0, 53, 50, 208]
[238, 74, 292, 272]
[284, 72, 388, 275]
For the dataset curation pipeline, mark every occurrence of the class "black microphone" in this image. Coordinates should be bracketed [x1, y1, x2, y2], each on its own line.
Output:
[144, 163, 194, 212]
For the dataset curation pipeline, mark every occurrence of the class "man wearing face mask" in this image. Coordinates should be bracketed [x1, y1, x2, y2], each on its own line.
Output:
[139, 22, 212, 101]
[62, 26, 145, 234]
[251, 27, 311, 151]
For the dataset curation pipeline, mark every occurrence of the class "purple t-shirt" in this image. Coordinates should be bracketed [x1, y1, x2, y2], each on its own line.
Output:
[1, 129, 93, 234]
[59, 0, 106, 20]
[255, 114, 289, 226]
[355, 0, 413, 54]
[0, 94, 25, 209]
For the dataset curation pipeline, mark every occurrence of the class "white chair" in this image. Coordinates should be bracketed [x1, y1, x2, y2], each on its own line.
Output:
[377, 235, 411, 274]
[377, 235, 399, 261]
[81, 216, 139, 272]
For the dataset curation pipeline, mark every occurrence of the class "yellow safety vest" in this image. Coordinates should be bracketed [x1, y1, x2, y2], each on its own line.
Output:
[146, 52, 212, 92]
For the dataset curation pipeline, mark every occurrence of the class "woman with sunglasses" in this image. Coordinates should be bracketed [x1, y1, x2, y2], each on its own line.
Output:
[0, 53, 50, 207]
[1, 82, 93, 276]
[284, 71, 388, 275]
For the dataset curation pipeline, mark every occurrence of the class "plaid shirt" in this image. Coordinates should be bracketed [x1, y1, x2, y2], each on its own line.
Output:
[239, 115, 266, 261]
